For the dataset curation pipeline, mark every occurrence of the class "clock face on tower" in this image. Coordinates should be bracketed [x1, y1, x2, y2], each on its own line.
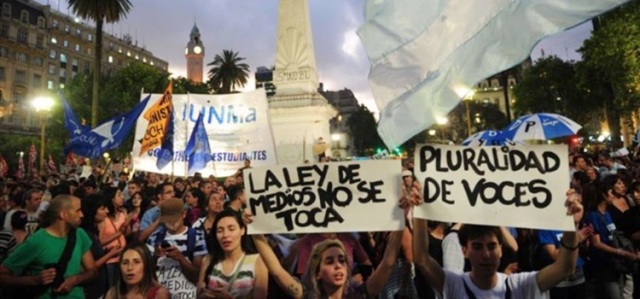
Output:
[184, 47, 188, 55]
[194, 46, 202, 54]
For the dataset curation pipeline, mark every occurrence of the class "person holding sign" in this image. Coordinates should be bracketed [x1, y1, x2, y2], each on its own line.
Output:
[249, 230, 404, 299]
[407, 181, 584, 299]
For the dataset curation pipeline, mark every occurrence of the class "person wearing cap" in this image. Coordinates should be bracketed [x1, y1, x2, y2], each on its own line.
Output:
[146, 198, 207, 299]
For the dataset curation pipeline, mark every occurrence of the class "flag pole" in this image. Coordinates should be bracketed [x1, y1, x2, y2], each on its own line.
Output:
[185, 92, 190, 177]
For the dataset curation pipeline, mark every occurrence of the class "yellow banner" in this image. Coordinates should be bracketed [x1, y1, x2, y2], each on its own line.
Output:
[139, 83, 173, 155]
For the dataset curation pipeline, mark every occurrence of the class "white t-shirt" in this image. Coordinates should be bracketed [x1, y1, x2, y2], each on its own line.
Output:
[147, 226, 208, 299]
[440, 270, 547, 299]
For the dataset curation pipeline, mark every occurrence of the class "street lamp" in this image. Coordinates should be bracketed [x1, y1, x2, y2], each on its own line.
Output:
[463, 90, 475, 137]
[32, 96, 54, 173]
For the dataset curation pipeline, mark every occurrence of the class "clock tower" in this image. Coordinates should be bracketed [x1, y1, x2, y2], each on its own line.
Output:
[185, 24, 205, 83]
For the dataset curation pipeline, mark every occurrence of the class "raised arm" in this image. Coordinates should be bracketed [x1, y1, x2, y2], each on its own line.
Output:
[536, 189, 582, 292]
[406, 181, 446, 295]
[252, 235, 303, 299]
[365, 230, 403, 297]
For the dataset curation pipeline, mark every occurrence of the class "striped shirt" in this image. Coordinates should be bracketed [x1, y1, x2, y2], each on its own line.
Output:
[0, 229, 16, 264]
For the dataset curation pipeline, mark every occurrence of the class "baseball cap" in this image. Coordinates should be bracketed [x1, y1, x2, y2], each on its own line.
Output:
[159, 198, 185, 224]
[402, 170, 413, 177]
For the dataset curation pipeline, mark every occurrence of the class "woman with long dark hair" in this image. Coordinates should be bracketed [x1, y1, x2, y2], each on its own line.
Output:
[192, 193, 225, 251]
[81, 195, 123, 298]
[185, 188, 206, 226]
[100, 186, 129, 286]
[197, 210, 268, 299]
[125, 191, 151, 238]
[105, 242, 170, 299]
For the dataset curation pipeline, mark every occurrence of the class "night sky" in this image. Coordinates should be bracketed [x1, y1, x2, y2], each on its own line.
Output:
[36, 0, 592, 112]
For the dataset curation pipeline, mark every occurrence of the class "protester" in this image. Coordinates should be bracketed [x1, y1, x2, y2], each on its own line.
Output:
[105, 242, 170, 299]
[126, 191, 151, 238]
[81, 194, 123, 298]
[100, 186, 129, 286]
[409, 181, 585, 298]
[192, 193, 225, 251]
[147, 197, 207, 298]
[197, 209, 267, 299]
[185, 188, 206, 226]
[0, 194, 97, 298]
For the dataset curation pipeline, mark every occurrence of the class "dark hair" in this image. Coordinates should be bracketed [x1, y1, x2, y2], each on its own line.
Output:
[102, 186, 121, 218]
[187, 188, 207, 215]
[51, 181, 71, 198]
[572, 155, 585, 166]
[113, 242, 159, 298]
[21, 188, 43, 208]
[155, 182, 173, 198]
[125, 192, 151, 216]
[632, 181, 640, 194]
[572, 171, 589, 189]
[458, 225, 503, 246]
[226, 184, 244, 201]
[582, 182, 599, 211]
[204, 210, 253, 281]
[600, 175, 623, 198]
[80, 194, 108, 235]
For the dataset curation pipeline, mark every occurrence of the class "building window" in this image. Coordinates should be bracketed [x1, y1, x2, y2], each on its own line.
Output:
[75, 44, 80, 52]
[60, 53, 67, 68]
[48, 64, 55, 74]
[118, 47, 122, 53]
[1, 4, 10, 19]
[52, 19, 58, 28]
[0, 47, 6, 57]
[36, 35, 43, 48]
[14, 70, 26, 84]
[76, 28, 81, 38]
[84, 62, 90, 74]
[0, 24, 7, 37]
[51, 36, 57, 44]
[135, 54, 139, 60]
[72, 58, 78, 72]
[37, 17, 45, 29]
[0, 67, 5, 81]
[59, 68, 66, 78]
[33, 74, 41, 87]
[49, 49, 56, 59]
[33, 57, 42, 66]
[13, 92, 25, 104]
[108, 55, 113, 63]
[63, 39, 69, 47]
[491, 79, 499, 88]
[15, 52, 27, 63]
[126, 51, 131, 57]
[20, 11, 28, 23]
[17, 29, 28, 43]
[143, 57, 147, 63]
[150, 60, 154, 66]
[88, 33, 93, 42]
[47, 80, 54, 89]
[64, 24, 70, 33]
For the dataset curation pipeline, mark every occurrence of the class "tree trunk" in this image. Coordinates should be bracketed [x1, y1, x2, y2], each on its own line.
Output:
[604, 83, 623, 149]
[91, 19, 103, 127]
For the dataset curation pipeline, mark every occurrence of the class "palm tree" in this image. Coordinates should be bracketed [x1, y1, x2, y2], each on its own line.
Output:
[68, 0, 133, 127]
[207, 50, 250, 94]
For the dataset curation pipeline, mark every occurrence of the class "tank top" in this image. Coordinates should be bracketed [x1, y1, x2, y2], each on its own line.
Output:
[100, 213, 126, 264]
[206, 253, 258, 299]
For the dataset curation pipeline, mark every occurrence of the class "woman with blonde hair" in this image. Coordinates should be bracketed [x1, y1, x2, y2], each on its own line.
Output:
[106, 242, 170, 299]
[252, 230, 403, 299]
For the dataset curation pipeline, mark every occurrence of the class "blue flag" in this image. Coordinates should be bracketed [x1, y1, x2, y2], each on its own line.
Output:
[184, 111, 212, 175]
[156, 106, 175, 170]
[65, 95, 151, 159]
[62, 96, 88, 137]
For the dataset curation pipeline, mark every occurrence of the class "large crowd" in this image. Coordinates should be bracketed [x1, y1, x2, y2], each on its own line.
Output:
[0, 150, 637, 298]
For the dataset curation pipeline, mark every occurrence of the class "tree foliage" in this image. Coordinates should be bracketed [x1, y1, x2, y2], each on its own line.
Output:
[577, 1, 640, 147]
[512, 56, 596, 125]
[207, 49, 250, 94]
[447, 101, 508, 142]
[346, 105, 385, 155]
[172, 77, 211, 94]
[68, 0, 133, 127]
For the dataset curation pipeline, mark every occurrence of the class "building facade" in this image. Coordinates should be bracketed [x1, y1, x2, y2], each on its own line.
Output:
[0, 0, 168, 135]
[319, 83, 359, 159]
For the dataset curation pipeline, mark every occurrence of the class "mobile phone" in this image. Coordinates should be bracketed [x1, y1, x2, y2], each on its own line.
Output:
[161, 241, 171, 249]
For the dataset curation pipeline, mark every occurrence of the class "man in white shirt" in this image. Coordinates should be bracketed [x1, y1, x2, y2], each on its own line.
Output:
[408, 184, 583, 299]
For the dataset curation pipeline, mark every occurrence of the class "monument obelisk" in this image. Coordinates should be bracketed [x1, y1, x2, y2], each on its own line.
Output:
[269, 0, 338, 164]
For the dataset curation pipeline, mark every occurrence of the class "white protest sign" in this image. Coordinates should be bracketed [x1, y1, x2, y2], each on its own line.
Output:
[413, 144, 573, 230]
[245, 160, 405, 234]
[132, 89, 277, 177]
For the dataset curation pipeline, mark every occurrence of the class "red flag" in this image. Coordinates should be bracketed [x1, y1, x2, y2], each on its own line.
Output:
[48, 155, 58, 173]
[28, 144, 37, 176]
[0, 154, 7, 177]
[15, 154, 24, 179]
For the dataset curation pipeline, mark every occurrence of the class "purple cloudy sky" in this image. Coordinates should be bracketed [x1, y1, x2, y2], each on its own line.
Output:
[36, 0, 592, 112]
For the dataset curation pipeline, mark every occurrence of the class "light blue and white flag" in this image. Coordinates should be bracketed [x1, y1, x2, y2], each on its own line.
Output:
[184, 111, 212, 175]
[358, 0, 628, 148]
